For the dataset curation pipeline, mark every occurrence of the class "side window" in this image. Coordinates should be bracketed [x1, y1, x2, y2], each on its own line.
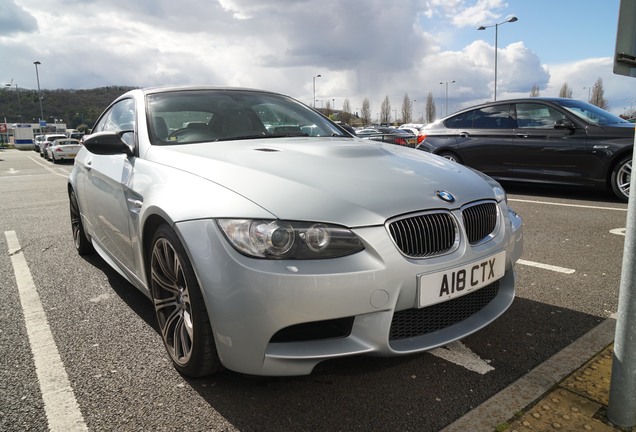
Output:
[471, 105, 513, 129]
[445, 105, 513, 129]
[445, 111, 472, 128]
[515, 103, 565, 129]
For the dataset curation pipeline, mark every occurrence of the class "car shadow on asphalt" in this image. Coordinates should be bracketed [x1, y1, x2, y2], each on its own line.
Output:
[80, 253, 159, 333]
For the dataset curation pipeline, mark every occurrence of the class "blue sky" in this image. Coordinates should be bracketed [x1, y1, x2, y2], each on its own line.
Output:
[446, 1, 620, 65]
[1, 0, 634, 119]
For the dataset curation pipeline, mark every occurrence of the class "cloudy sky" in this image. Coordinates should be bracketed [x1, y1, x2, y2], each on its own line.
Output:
[2, 0, 634, 119]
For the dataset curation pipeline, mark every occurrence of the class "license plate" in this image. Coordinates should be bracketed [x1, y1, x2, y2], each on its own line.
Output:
[416, 250, 506, 308]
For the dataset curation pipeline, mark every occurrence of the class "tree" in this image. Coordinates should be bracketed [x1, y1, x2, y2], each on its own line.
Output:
[401, 93, 413, 124]
[530, 84, 540, 97]
[559, 82, 573, 98]
[341, 98, 352, 124]
[361, 97, 371, 125]
[324, 99, 331, 117]
[425, 92, 436, 124]
[380, 95, 391, 124]
[590, 77, 608, 110]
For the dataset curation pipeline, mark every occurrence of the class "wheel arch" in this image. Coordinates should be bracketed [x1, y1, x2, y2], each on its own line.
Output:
[141, 213, 172, 285]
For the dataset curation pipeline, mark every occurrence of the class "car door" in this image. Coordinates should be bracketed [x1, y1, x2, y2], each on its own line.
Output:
[449, 104, 516, 178]
[511, 102, 590, 184]
[82, 98, 139, 272]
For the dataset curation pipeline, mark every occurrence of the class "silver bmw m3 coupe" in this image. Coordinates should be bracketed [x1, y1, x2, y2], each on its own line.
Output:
[68, 86, 523, 377]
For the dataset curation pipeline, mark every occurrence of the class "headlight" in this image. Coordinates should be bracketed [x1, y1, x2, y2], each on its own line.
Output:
[217, 219, 365, 259]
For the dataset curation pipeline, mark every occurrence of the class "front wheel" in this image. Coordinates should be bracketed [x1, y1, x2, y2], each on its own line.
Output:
[150, 225, 221, 377]
[611, 156, 631, 202]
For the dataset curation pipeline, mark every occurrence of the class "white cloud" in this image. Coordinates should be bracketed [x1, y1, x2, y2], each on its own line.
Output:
[1, 0, 632, 118]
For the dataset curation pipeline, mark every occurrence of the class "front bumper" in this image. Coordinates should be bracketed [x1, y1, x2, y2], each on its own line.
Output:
[176, 204, 523, 376]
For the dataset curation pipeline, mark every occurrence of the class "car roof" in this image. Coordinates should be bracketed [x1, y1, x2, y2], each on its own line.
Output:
[125, 85, 285, 98]
[441, 97, 593, 120]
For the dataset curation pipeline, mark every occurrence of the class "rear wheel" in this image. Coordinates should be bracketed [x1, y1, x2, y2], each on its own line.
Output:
[69, 190, 94, 255]
[610, 156, 631, 202]
[150, 225, 221, 377]
[437, 151, 463, 164]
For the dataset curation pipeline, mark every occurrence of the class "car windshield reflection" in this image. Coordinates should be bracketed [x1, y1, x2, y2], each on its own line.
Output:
[147, 89, 348, 145]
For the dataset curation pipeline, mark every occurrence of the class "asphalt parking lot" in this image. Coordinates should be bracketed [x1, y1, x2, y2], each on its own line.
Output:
[0, 148, 628, 431]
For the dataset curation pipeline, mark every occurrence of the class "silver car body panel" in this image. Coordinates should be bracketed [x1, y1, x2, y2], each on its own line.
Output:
[69, 87, 523, 376]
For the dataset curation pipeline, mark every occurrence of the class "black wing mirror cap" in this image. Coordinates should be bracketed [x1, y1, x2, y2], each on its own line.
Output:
[554, 119, 576, 131]
[83, 131, 133, 156]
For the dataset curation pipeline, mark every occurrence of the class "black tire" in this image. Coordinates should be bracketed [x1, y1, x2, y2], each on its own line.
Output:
[52, 153, 57, 163]
[610, 155, 631, 202]
[69, 190, 95, 255]
[437, 151, 463, 164]
[150, 225, 221, 377]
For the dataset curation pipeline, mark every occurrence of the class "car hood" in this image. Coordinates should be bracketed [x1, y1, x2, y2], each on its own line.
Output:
[144, 138, 498, 226]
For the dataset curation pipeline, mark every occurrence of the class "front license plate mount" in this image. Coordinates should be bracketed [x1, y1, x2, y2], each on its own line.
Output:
[416, 250, 506, 308]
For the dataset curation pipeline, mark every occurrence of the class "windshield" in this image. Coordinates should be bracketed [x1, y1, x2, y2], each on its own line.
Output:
[146, 89, 348, 145]
[557, 99, 630, 126]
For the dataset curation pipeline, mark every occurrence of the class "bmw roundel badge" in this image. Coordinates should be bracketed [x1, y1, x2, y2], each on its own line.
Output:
[436, 190, 455, 203]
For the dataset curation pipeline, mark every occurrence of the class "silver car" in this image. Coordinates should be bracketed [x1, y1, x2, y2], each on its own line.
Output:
[68, 86, 523, 377]
[47, 138, 82, 162]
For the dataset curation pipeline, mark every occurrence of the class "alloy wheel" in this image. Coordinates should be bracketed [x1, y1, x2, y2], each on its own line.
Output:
[615, 159, 631, 199]
[151, 238, 194, 366]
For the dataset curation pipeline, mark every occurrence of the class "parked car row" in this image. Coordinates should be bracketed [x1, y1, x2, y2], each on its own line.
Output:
[58, 87, 632, 379]
[33, 133, 82, 162]
[355, 126, 419, 147]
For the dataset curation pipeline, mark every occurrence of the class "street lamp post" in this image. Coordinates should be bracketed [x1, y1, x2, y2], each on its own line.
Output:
[313, 74, 321, 108]
[5, 81, 22, 122]
[478, 16, 518, 101]
[33, 61, 44, 123]
[439, 81, 455, 116]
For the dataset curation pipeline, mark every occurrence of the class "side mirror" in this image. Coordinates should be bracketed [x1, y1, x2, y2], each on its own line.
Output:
[83, 131, 134, 156]
[554, 119, 576, 131]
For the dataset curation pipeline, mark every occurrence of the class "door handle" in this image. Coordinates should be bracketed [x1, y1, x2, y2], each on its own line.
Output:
[85, 160, 92, 171]
[515, 133, 529, 138]
[459, 131, 470, 138]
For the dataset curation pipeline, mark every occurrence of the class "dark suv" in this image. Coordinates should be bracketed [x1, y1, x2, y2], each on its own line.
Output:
[417, 98, 634, 201]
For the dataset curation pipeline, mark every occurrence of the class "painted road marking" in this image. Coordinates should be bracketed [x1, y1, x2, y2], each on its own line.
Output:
[610, 228, 626, 236]
[430, 341, 494, 375]
[518, 259, 576, 274]
[5, 231, 87, 431]
[28, 156, 70, 178]
[509, 198, 627, 212]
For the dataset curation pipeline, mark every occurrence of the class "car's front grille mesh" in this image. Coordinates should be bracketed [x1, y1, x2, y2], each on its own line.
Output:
[388, 201, 499, 258]
[388, 212, 456, 258]
[462, 202, 498, 245]
[389, 280, 500, 341]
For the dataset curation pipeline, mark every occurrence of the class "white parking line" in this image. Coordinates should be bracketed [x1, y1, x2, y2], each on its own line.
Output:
[509, 198, 627, 212]
[28, 156, 69, 178]
[5, 231, 87, 431]
[430, 341, 494, 375]
[611, 228, 627, 236]
[517, 259, 576, 274]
